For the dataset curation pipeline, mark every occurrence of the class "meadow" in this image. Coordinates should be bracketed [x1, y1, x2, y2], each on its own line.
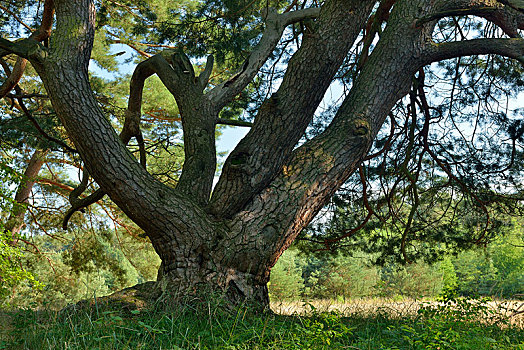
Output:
[1, 290, 523, 350]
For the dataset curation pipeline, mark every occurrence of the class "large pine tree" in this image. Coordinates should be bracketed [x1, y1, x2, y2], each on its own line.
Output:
[1, 0, 523, 309]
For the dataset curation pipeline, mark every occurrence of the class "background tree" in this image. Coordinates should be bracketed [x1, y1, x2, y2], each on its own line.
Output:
[0, 0, 523, 310]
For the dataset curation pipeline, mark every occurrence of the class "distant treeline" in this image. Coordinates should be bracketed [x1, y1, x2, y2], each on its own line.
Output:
[269, 229, 523, 301]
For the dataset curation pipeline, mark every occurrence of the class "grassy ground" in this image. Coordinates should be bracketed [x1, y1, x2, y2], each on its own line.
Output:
[1, 288, 523, 349]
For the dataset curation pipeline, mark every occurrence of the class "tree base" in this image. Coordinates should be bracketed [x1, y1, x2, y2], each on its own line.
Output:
[66, 277, 270, 315]
[157, 266, 271, 313]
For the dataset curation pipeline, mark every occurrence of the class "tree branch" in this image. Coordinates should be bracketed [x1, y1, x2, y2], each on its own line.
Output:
[0, 57, 27, 98]
[415, 7, 498, 27]
[210, 0, 376, 217]
[0, 37, 42, 60]
[216, 118, 253, 127]
[1, 58, 76, 152]
[62, 54, 164, 228]
[198, 55, 214, 90]
[497, 0, 524, 13]
[62, 47, 217, 224]
[4, 150, 47, 240]
[0, 0, 54, 98]
[0, 4, 34, 32]
[205, 7, 321, 110]
[428, 0, 524, 37]
[125, 51, 218, 204]
[226, 0, 439, 255]
[424, 38, 524, 65]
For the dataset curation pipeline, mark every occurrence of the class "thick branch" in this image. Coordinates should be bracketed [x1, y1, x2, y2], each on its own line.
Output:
[0, 37, 45, 61]
[63, 187, 105, 229]
[424, 38, 524, 64]
[62, 56, 160, 228]
[210, 0, 376, 217]
[32, 0, 219, 268]
[227, 0, 436, 266]
[430, 0, 524, 37]
[217, 118, 253, 127]
[63, 50, 216, 224]
[497, 0, 524, 13]
[0, 0, 54, 97]
[145, 51, 218, 204]
[198, 55, 214, 90]
[0, 57, 27, 99]
[415, 7, 499, 27]
[31, 0, 55, 42]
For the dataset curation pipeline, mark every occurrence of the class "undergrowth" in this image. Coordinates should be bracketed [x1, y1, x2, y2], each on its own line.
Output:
[0, 293, 522, 349]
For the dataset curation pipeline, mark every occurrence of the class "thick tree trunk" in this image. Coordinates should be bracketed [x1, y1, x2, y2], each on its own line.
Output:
[156, 252, 271, 309]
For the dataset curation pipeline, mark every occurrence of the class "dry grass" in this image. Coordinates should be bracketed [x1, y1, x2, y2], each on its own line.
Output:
[271, 297, 524, 328]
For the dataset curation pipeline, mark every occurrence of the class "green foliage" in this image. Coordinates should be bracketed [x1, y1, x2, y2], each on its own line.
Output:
[268, 249, 304, 301]
[0, 157, 19, 213]
[270, 227, 523, 302]
[292, 308, 355, 348]
[0, 163, 42, 302]
[157, 0, 290, 65]
[439, 256, 458, 294]
[452, 228, 524, 298]
[302, 254, 379, 300]
[299, 16, 524, 263]
[0, 226, 42, 302]
[377, 263, 443, 298]
[3, 228, 160, 309]
[408, 294, 516, 349]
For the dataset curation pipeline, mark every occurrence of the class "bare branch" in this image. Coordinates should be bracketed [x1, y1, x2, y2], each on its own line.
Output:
[109, 38, 152, 58]
[1, 58, 77, 152]
[198, 55, 214, 90]
[0, 4, 34, 32]
[415, 7, 498, 27]
[63, 188, 105, 229]
[0, 57, 27, 98]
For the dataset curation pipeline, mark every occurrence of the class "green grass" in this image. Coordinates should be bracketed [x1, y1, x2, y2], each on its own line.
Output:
[1, 297, 523, 349]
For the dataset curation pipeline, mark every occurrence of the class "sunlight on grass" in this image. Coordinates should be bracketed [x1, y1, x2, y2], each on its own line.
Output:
[1, 296, 522, 349]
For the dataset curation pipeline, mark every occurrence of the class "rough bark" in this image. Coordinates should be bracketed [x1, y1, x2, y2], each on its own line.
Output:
[1, 0, 523, 310]
[210, 0, 377, 217]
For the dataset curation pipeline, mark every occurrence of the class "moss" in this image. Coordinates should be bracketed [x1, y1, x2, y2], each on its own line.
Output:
[352, 119, 370, 136]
